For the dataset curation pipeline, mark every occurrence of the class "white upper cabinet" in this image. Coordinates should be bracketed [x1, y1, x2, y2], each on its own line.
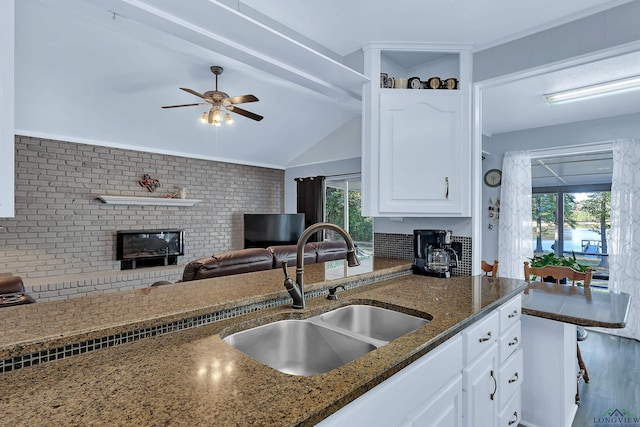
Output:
[362, 43, 472, 217]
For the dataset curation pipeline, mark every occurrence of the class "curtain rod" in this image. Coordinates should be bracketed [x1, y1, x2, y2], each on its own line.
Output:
[528, 141, 613, 159]
[294, 172, 360, 180]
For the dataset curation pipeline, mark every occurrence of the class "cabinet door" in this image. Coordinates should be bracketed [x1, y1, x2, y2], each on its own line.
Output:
[463, 343, 498, 427]
[378, 91, 465, 215]
[317, 335, 462, 426]
[401, 375, 463, 427]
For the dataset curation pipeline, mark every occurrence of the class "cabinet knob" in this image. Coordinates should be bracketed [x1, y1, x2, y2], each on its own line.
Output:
[508, 337, 519, 346]
[479, 331, 492, 342]
[445, 176, 449, 199]
[490, 369, 497, 401]
[508, 309, 519, 318]
[508, 411, 519, 425]
[508, 372, 519, 383]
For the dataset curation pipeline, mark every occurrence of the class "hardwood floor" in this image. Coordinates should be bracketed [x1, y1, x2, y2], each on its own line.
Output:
[572, 331, 640, 426]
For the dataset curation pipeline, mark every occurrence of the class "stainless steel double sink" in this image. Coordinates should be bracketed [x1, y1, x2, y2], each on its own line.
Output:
[222, 303, 432, 376]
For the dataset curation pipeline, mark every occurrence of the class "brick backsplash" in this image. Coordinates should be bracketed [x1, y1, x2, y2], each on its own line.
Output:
[0, 136, 284, 291]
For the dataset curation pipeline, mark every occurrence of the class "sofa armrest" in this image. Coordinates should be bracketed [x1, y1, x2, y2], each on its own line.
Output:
[0, 275, 36, 306]
[182, 256, 218, 282]
[0, 275, 26, 294]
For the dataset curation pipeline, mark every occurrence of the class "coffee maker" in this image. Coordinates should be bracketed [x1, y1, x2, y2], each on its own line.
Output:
[412, 229, 461, 278]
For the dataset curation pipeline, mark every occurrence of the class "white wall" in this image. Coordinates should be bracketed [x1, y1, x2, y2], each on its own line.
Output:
[287, 118, 362, 168]
[481, 112, 640, 262]
[0, 0, 15, 218]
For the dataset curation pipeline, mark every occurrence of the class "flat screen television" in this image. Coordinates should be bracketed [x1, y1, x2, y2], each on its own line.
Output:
[244, 213, 305, 248]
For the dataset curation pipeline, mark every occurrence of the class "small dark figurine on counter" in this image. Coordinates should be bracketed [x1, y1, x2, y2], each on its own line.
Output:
[139, 174, 160, 192]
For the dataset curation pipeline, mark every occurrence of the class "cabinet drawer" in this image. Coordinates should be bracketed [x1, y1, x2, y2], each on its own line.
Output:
[498, 322, 521, 364]
[498, 295, 521, 334]
[463, 311, 499, 364]
[498, 348, 523, 409]
[498, 388, 521, 427]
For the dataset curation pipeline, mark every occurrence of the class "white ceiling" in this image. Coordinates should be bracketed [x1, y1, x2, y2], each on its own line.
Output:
[14, 0, 639, 169]
[532, 152, 613, 187]
[482, 49, 640, 136]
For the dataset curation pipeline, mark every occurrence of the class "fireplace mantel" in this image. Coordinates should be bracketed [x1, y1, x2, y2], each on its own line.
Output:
[97, 195, 201, 207]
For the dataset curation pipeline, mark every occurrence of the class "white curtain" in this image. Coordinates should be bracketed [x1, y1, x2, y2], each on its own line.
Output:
[498, 151, 533, 279]
[605, 138, 640, 341]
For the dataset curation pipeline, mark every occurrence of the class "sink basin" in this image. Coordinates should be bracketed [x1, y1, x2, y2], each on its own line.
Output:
[317, 305, 429, 343]
[223, 319, 376, 376]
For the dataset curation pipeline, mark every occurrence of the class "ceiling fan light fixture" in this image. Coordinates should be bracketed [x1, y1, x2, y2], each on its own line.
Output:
[544, 75, 640, 105]
[162, 65, 263, 126]
[213, 107, 222, 124]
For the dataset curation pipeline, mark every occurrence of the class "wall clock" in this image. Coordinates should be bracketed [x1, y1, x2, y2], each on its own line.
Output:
[484, 169, 502, 187]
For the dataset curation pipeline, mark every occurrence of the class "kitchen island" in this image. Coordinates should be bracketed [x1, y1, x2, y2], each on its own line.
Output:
[0, 259, 527, 426]
[520, 281, 631, 427]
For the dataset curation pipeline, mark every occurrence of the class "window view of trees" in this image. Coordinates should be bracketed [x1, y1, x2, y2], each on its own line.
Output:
[532, 187, 610, 286]
[577, 192, 610, 267]
[325, 186, 372, 243]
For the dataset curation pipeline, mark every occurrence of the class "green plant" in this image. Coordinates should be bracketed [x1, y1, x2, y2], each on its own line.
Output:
[529, 251, 589, 272]
[528, 252, 593, 286]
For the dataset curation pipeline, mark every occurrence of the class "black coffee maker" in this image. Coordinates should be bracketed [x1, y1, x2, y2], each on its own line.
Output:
[412, 229, 461, 278]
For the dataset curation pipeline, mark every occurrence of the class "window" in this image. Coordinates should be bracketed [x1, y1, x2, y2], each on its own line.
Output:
[324, 176, 373, 275]
[532, 185, 611, 287]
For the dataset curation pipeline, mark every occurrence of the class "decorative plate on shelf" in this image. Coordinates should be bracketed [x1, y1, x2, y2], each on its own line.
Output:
[408, 77, 422, 89]
[427, 77, 441, 89]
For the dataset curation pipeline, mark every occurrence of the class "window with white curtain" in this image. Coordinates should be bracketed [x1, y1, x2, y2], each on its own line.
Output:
[531, 151, 612, 287]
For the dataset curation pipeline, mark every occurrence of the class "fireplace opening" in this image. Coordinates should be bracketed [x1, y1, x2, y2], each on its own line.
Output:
[116, 229, 184, 270]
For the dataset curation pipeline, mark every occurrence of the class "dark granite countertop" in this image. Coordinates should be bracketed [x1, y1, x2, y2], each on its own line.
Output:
[0, 261, 527, 426]
[521, 281, 630, 327]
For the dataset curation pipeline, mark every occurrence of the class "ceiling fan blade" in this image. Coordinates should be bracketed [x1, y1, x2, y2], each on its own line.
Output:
[225, 94, 259, 104]
[161, 103, 208, 109]
[180, 87, 208, 100]
[228, 106, 263, 121]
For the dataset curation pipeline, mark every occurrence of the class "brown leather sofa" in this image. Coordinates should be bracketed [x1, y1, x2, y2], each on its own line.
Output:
[0, 275, 36, 307]
[181, 241, 348, 282]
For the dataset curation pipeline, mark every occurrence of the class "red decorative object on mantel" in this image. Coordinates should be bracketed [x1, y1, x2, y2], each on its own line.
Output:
[139, 174, 160, 192]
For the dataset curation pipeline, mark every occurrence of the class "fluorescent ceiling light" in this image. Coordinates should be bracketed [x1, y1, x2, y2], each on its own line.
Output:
[544, 75, 640, 105]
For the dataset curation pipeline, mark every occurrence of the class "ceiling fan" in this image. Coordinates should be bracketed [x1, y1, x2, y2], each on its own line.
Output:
[162, 66, 263, 125]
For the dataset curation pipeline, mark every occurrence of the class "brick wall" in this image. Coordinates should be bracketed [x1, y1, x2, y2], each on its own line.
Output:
[0, 136, 284, 297]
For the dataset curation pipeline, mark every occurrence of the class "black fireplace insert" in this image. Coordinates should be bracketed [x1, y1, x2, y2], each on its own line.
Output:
[116, 229, 184, 270]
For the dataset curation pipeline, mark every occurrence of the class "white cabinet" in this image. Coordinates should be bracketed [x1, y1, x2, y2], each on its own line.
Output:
[317, 295, 522, 427]
[521, 314, 578, 427]
[401, 376, 463, 427]
[463, 341, 498, 427]
[462, 295, 522, 427]
[317, 335, 463, 427]
[362, 43, 472, 217]
[0, 0, 15, 218]
[378, 91, 465, 215]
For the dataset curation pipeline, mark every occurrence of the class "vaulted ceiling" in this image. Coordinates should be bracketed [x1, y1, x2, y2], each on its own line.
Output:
[14, 0, 638, 169]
